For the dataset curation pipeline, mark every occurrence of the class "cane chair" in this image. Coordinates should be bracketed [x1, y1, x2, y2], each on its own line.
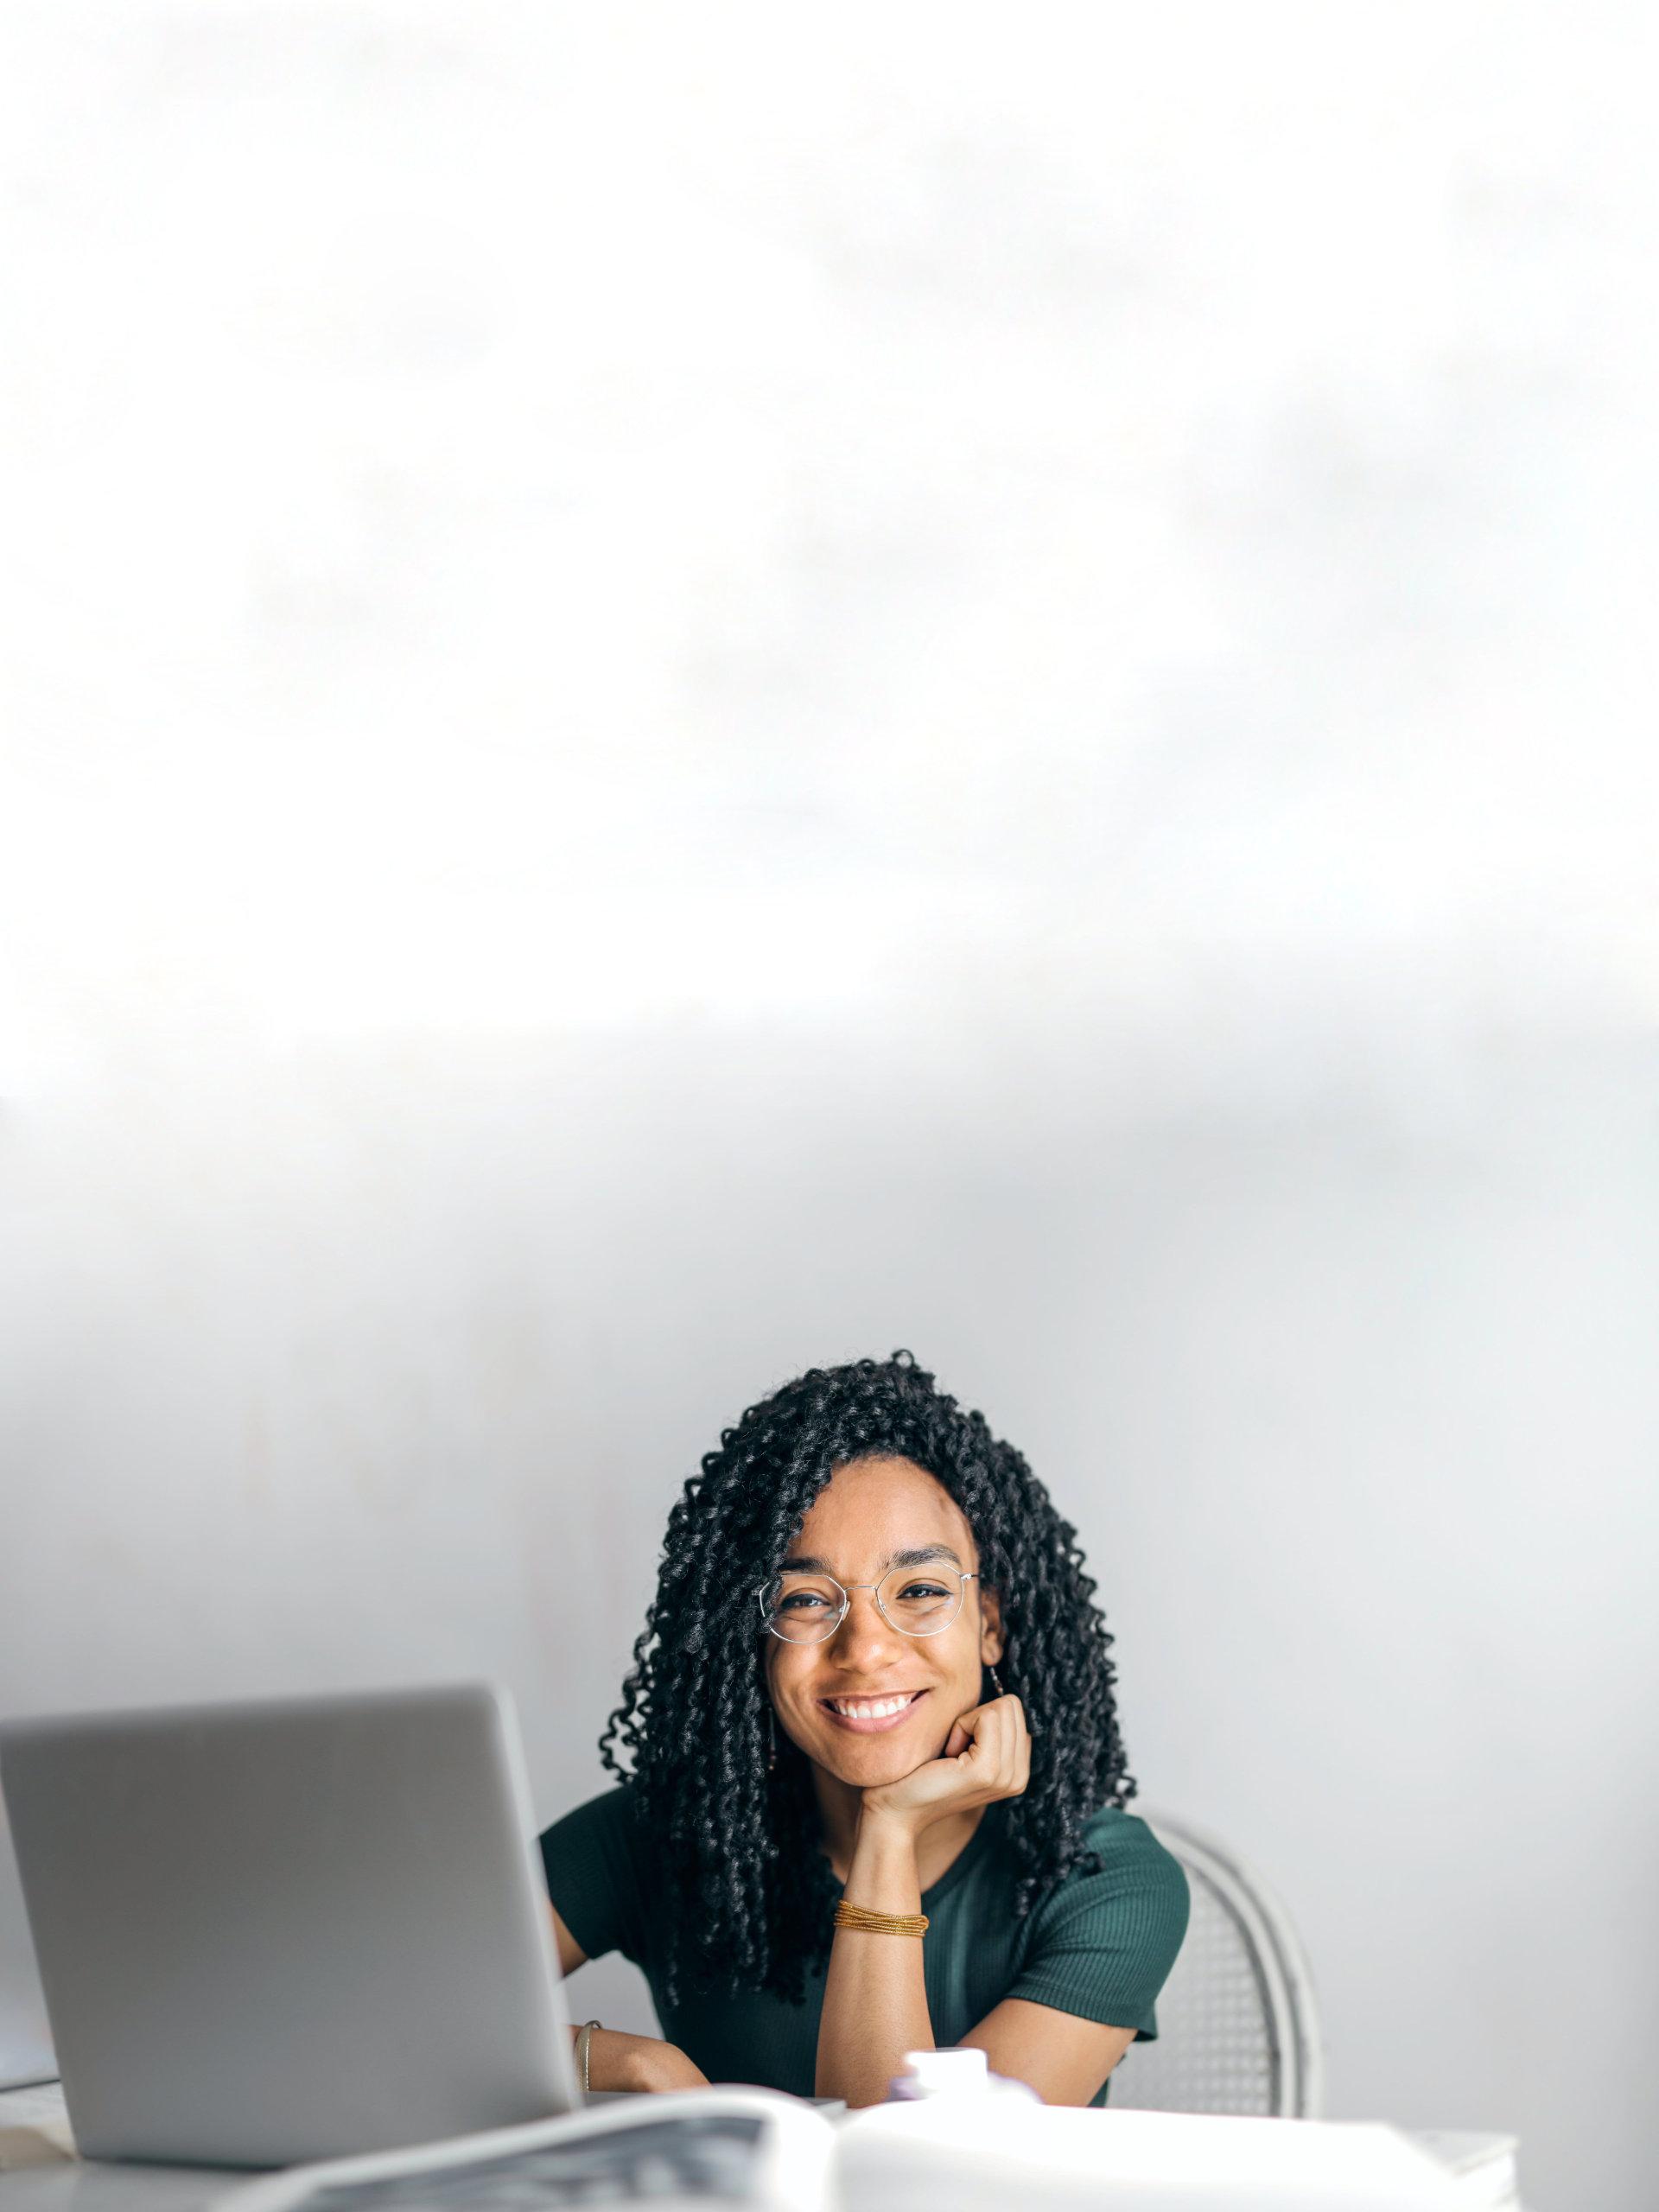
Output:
[1106, 1809, 1324, 2120]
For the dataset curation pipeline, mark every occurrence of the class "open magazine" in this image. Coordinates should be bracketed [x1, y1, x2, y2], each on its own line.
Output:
[207, 2087, 1497, 2212]
[207, 2092, 833, 2212]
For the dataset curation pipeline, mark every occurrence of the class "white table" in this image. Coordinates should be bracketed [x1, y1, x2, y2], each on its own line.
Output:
[3, 2084, 246, 2210]
[0, 2081, 1522, 2209]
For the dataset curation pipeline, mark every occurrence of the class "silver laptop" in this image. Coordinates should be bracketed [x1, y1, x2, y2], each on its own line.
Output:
[0, 1797, 55, 2089]
[0, 1682, 579, 2166]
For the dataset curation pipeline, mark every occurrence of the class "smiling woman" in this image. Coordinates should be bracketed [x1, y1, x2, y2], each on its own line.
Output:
[538, 1351, 1189, 2107]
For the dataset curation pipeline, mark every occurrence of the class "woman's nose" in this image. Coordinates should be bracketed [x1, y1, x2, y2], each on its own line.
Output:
[830, 1586, 901, 1663]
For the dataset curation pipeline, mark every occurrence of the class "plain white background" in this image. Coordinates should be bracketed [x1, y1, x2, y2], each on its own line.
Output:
[2, 7, 1656, 2209]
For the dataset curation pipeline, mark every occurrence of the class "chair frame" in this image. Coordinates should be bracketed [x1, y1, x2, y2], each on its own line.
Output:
[1122, 1806, 1325, 2120]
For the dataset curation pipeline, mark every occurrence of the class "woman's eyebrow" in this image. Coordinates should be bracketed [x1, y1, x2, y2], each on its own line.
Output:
[777, 1543, 964, 1573]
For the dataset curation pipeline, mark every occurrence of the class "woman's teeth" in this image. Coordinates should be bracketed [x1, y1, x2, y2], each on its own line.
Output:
[829, 1694, 916, 1719]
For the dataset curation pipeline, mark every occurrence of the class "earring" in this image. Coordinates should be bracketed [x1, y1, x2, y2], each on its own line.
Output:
[767, 1709, 778, 1772]
[988, 1662, 1005, 1698]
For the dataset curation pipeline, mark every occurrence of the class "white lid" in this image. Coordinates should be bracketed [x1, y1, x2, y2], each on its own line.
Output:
[900, 2047, 990, 2097]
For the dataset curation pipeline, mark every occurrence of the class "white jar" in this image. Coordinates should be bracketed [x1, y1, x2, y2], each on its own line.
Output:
[888, 2046, 1040, 2103]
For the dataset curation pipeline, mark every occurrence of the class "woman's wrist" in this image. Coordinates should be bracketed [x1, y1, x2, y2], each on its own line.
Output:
[846, 1803, 925, 1903]
[582, 2026, 709, 2094]
[855, 1796, 932, 1851]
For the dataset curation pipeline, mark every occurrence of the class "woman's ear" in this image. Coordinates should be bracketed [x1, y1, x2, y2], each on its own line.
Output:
[978, 1584, 1005, 1666]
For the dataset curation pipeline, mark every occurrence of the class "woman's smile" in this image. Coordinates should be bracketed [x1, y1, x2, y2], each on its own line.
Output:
[819, 1688, 929, 1732]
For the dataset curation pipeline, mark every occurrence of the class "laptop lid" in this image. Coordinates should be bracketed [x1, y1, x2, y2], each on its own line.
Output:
[0, 1796, 54, 2090]
[0, 1682, 578, 2166]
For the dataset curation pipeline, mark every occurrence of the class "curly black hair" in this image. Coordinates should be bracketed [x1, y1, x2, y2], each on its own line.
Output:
[599, 1349, 1135, 2006]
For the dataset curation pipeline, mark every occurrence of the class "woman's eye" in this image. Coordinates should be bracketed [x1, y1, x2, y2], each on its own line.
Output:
[898, 1581, 950, 1601]
[779, 1591, 829, 1611]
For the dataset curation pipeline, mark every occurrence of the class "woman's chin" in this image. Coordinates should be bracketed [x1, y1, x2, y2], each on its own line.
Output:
[813, 1732, 940, 1789]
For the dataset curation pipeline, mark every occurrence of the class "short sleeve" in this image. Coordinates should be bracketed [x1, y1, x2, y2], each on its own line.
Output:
[537, 1785, 654, 1968]
[1005, 1808, 1190, 2039]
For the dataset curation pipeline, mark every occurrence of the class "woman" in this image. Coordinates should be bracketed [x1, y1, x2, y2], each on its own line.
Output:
[540, 1350, 1188, 2107]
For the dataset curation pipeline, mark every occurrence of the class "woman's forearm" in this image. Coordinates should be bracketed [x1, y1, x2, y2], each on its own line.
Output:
[814, 1811, 934, 2105]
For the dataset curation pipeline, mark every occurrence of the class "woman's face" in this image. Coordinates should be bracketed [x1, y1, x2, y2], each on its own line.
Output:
[764, 1453, 1003, 1789]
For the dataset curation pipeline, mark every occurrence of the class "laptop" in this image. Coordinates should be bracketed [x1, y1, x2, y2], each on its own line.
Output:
[0, 1682, 579, 2166]
[0, 1797, 55, 2089]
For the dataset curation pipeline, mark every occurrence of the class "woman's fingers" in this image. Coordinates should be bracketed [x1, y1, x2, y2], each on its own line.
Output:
[861, 1694, 1031, 1827]
[994, 1694, 1028, 1796]
[954, 1694, 1029, 1800]
[947, 1701, 988, 1764]
[993, 1708, 1019, 1792]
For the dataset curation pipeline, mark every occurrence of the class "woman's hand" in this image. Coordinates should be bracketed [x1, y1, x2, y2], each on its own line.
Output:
[583, 2027, 709, 2094]
[859, 1693, 1031, 1836]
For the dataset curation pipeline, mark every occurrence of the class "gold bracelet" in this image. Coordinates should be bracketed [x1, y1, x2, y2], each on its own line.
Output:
[833, 1899, 930, 1939]
[573, 2019, 601, 2096]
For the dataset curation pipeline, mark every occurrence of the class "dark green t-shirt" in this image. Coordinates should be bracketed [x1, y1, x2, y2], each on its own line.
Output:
[538, 1787, 1189, 2107]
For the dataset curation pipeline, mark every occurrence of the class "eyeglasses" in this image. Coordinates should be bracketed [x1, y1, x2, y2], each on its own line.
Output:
[756, 1564, 981, 1644]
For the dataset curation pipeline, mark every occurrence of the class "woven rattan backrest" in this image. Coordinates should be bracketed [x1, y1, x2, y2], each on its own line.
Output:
[1106, 1809, 1324, 2120]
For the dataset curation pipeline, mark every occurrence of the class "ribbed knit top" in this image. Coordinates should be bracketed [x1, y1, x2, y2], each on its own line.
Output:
[539, 1788, 1189, 2107]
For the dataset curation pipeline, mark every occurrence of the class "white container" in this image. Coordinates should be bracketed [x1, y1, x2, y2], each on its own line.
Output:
[889, 2047, 1039, 2104]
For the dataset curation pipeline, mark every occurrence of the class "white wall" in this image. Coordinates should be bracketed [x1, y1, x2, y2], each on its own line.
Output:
[3, 6, 1655, 2207]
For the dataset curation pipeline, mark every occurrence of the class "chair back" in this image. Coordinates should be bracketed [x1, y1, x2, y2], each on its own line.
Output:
[1107, 1808, 1324, 2120]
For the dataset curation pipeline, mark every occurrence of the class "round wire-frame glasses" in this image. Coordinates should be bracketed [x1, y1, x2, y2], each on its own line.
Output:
[755, 1563, 981, 1644]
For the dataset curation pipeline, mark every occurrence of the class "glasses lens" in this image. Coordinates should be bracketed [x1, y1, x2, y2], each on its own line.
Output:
[878, 1564, 963, 1637]
[762, 1572, 845, 1643]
